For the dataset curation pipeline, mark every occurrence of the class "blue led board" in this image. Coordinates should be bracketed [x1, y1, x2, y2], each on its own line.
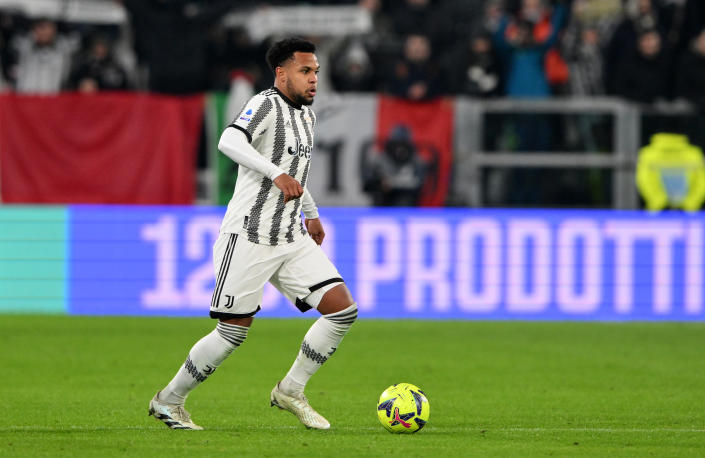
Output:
[68, 206, 705, 320]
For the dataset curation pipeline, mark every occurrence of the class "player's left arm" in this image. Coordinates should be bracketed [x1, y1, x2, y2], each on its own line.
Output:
[303, 189, 324, 245]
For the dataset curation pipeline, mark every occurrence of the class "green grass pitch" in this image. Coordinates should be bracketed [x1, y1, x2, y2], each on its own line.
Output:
[1, 315, 703, 457]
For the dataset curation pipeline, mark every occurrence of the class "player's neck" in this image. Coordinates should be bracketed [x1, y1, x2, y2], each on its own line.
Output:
[273, 85, 302, 110]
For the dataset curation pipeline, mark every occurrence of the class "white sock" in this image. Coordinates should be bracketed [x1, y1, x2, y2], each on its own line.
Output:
[280, 303, 357, 396]
[159, 323, 248, 405]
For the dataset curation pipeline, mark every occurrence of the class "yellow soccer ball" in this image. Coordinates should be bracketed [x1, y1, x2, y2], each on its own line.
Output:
[376, 383, 430, 433]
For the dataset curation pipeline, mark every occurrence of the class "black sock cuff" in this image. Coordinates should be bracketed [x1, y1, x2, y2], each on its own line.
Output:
[324, 303, 358, 325]
[216, 322, 249, 347]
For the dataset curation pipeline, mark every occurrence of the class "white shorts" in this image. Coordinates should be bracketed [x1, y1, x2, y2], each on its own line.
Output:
[209, 232, 344, 319]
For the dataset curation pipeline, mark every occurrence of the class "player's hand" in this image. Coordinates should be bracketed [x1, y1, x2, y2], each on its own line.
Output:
[305, 218, 325, 245]
[273, 173, 303, 203]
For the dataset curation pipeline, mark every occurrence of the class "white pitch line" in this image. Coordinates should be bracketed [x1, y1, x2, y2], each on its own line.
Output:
[1, 426, 703, 433]
[498, 427, 705, 433]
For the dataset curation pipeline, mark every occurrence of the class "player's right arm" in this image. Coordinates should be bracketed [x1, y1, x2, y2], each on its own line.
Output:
[223, 93, 303, 202]
[218, 128, 303, 203]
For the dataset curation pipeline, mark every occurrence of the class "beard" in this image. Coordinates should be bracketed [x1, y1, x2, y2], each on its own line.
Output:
[286, 80, 314, 106]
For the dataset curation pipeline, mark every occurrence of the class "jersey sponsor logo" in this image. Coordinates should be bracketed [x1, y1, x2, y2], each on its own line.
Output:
[288, 138, 311, 158]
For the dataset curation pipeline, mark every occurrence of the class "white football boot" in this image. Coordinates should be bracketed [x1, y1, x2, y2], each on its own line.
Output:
[270, 382, 330, 430]
[148, 392, 203, 430]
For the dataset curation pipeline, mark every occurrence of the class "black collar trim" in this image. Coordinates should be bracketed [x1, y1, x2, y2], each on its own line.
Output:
[272, 87, 302, 110]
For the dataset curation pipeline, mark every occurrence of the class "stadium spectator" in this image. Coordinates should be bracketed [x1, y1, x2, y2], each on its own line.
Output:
[561, 15, 606, 153]
[6, 17, 79, 93]
[355, 0, 396, 91]
[560, 0, 621, 95]
[330, 38, 376, 92]
[444, 30, 501, 97]
[562, 22, 603, 95]
[384, 34, 442, 100]
[675, 29, 705, 110]
[363, 125, 428, 206]
[492, 0, 570, 98]
[121, 0, 235, 94]
[491, 0, 572, 206]
[613, 29, 670, 104]
[679, 0, 705, 52]
[604, 0, 667, 96]
[68, 35, 129, 92]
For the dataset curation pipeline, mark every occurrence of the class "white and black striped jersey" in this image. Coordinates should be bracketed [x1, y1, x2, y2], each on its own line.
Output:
[220, 87, 316, 246]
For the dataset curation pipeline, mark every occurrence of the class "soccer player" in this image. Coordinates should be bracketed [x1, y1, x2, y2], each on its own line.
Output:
[148, 37, 357, 430]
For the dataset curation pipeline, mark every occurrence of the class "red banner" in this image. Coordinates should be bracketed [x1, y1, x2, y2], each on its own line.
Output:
[0, 92, 203, 204]
[376, 96, 454, 206]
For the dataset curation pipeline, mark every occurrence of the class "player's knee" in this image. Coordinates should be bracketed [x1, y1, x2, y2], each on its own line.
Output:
[219, 316, 254, 328]
[317, 283, 355, 315]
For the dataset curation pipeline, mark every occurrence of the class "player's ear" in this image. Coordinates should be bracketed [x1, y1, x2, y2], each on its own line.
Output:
[275, 66, 286, 83]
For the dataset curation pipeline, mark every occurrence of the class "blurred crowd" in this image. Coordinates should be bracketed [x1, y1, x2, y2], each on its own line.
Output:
[0, 0, 703, 107]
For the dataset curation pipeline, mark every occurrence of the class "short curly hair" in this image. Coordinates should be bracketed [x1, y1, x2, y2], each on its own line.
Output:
[265, 37, 316, 74]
